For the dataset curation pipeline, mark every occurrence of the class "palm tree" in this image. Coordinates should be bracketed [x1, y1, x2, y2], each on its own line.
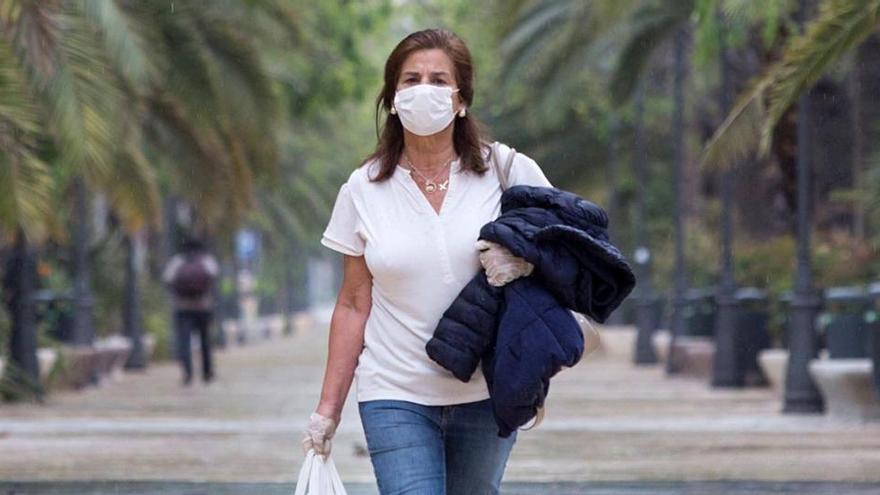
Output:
[703, 0, 880, 168]
[0, 0, 296, 395]
[700, 0, 880, 411]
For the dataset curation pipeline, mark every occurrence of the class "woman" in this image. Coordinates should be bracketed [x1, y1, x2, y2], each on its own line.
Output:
[304, 28, 552, 494]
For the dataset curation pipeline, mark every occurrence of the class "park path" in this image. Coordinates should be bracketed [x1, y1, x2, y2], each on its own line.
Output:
[1, 308, 879, 486]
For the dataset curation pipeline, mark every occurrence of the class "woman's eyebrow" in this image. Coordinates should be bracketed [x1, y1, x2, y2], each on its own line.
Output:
[400, 70, 450, 78]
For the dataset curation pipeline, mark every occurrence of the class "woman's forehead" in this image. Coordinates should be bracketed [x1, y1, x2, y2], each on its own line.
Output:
[400, 49, 455, 76]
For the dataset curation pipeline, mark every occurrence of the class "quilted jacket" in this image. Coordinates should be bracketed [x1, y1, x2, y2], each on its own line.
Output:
[426, 185, 636, 437]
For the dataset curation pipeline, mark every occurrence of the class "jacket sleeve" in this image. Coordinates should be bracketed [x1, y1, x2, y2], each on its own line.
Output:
[533, 224, 636, 323]
[426, 271, 503, 382]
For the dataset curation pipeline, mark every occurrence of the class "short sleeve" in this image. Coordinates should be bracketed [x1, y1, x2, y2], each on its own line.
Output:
[321, 181, 366, 256]
[509, 153, 553, 188]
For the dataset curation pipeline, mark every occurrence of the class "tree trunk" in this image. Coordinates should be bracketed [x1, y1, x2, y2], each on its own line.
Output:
[852, 34, 880, 240]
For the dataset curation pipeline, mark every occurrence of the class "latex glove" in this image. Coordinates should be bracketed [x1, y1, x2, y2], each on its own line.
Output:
[301, 412, 337, 458]
[475, 240, 534, 287]
[571, 311, 602, 358]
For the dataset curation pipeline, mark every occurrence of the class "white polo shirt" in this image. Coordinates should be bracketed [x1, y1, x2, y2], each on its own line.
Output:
[320, 142, 552, 405]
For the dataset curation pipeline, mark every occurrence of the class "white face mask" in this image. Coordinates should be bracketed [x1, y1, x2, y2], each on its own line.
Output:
[393, 84, 460, 136]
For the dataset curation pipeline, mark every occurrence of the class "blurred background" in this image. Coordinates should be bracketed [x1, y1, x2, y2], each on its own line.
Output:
[0, 0, 879, 493]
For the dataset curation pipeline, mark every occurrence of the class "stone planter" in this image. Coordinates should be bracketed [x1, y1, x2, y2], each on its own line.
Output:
[37, 348, 58, 383]
[651, 330, 671, 364]
[809, 358, 880, 421]
[143, 333, 156, 361]
[595, 326, 636, 359]
[56, 345, 101, 390]
[94, 336, 133, 384]
[758, 349, 789, 396]
[668, 336, 715, 379]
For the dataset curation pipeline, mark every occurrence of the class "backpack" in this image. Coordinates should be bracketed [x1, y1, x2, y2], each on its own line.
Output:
[171, 255, 213, 298]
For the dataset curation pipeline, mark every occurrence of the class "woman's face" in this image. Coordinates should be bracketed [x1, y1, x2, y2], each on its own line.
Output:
[396, 48, 464, 114]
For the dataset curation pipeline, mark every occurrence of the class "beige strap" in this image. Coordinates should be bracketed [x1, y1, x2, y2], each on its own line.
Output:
[491, 142, 516, 191]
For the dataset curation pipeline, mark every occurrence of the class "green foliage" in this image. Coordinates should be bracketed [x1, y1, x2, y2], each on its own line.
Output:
[735, 236, 796, 294]
[0, 359, 43, 403]
[89, 233, 126, 338]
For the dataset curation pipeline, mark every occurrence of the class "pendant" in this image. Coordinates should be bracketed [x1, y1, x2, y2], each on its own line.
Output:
[425, 182, 436, 193]
[439, 181, 448, 191]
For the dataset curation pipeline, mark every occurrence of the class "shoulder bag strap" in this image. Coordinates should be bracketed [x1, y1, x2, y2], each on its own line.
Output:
[491, 141, 516, 192]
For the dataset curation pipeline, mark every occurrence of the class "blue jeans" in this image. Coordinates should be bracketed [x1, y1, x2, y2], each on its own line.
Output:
[358, 398, 517, 495]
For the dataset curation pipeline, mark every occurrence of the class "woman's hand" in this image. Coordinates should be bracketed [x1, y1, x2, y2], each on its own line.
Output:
[302, 411, 338, 458]
[475, 240, 534, 287]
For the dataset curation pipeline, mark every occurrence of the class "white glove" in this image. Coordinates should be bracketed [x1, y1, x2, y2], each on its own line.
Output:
[302, 412, 337, 458]
[475, 240, 534, 287]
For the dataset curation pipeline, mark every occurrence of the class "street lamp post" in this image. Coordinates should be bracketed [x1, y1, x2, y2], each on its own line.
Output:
[71, 177, 96, 347]
[606, 117, 627, 326]
[667, 27, 689, 374]
[632, 82, 658, 365]
[4, 229, 43, 401]
[712, 33, 744, 387]
[783, 0, 824, 413]
[123, 233, 147, 369]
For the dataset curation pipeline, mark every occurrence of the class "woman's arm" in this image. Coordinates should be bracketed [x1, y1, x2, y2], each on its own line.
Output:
[315, 254, 372, 424]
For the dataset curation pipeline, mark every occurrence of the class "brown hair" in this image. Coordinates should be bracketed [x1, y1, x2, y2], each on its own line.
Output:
[362, 29, 489, 181]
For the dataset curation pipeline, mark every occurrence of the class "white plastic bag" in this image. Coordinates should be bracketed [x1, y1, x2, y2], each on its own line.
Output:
[295, 449, 348, 495]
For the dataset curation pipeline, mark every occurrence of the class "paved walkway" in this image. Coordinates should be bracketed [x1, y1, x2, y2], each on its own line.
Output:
[3, 481, 880, 494]
[1, 311, 879, 492]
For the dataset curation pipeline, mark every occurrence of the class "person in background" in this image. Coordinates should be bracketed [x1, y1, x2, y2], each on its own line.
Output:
[162, 237, 220, 386]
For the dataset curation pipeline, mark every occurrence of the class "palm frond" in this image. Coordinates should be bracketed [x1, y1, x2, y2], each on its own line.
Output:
[763, 0, 880, 148]
[0, 0, 63, 80]
[610, 2, 689, 105]
[79, 0, 154, 90]
[5, 7, 128, 205]
[500, 0, 642, 85]
[499, 0, 576, 82]
[0, 36, 53, 239]
[701, 77, 771, 169]
[144, 95, 253, 232]
[722, 0, 796, 47]
[99, 143, 161, 233]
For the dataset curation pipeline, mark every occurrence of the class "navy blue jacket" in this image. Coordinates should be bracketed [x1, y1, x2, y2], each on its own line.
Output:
[426, 185, 636, 437]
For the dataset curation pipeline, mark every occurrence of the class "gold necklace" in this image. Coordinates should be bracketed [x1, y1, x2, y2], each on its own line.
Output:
[403, 153, 455, 193]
